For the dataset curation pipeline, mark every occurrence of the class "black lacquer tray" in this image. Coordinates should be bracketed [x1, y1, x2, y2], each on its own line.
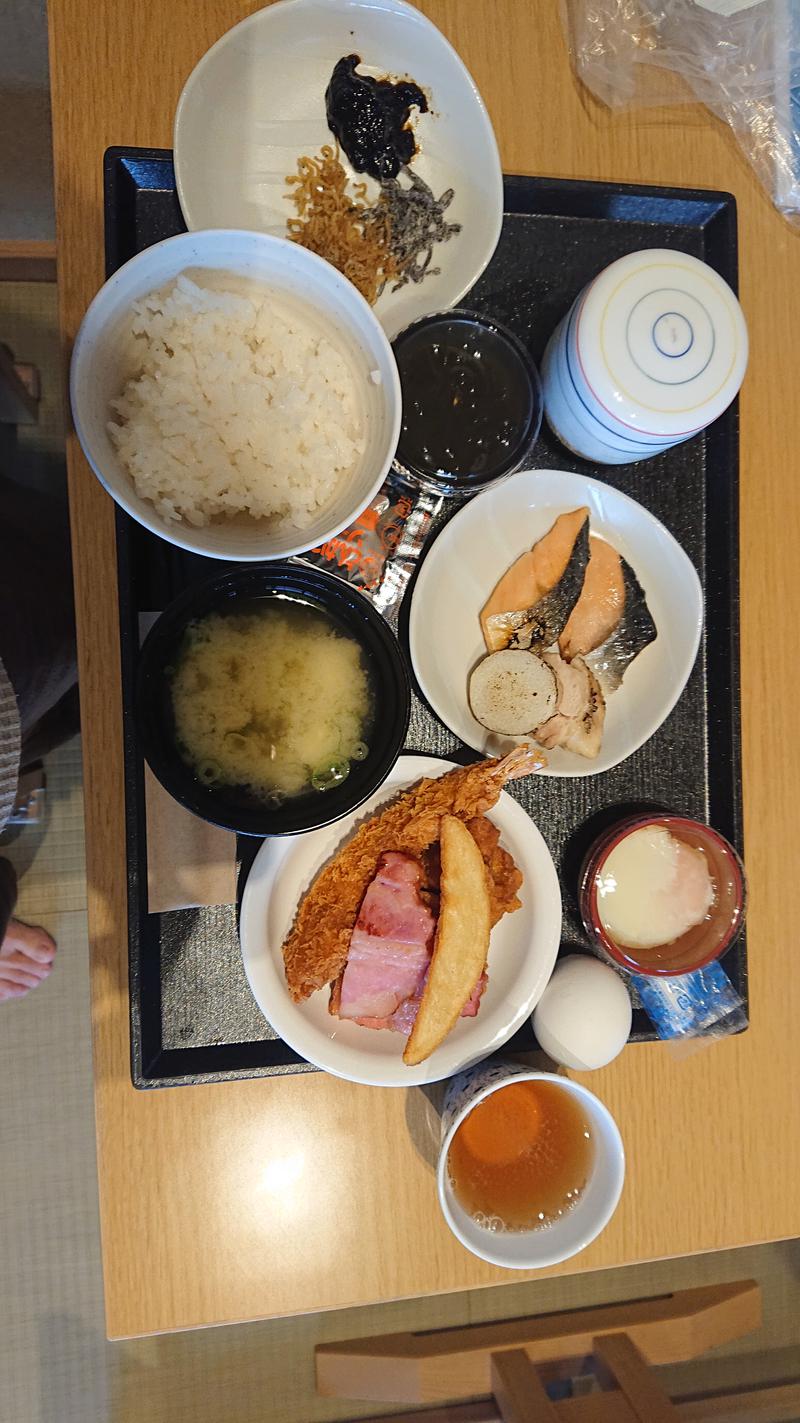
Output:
[105, 148, 746, 1086]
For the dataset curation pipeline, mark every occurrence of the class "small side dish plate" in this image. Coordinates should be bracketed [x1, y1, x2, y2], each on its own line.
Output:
[409, 470, 704, 777]
[239, 755, 562, 1086]
[173, 0, 503, 337]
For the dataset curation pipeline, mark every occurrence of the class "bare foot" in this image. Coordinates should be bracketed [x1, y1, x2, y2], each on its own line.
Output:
[0, 920, 57, 1001]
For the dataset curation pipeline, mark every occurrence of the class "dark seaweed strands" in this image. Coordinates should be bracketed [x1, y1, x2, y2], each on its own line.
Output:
[363, 168, 462, 294]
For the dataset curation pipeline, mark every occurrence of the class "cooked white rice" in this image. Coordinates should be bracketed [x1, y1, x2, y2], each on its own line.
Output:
[108, 273, 366, 528]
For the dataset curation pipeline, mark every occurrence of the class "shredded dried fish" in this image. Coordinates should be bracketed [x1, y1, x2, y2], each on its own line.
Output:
[366, 169, 462, 292]
[286, 147, 461, 304]
[285, 145, 399, 305]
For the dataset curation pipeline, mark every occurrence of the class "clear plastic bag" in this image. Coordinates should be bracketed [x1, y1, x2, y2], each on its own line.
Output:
[563, 0, 800, 224]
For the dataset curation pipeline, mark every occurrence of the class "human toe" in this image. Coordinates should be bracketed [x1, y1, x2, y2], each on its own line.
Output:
[3, 921, 57, 964]
[0, 963, 42, 992]
[0, 980, 30, 1001]
[0, 950, 52, 980]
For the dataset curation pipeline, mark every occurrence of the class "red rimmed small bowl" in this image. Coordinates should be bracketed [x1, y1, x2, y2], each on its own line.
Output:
[579, 814, 746, 977]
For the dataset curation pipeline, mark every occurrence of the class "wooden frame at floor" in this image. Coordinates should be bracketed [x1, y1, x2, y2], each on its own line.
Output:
[318, 1281, 800, 1421]
[0, 240, 57, 283]
[316, 1283, 763, 1404]
[352, 1380, 800, 1423]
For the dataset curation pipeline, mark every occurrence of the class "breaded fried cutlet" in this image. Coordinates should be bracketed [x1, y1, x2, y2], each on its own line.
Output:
[282, 747, 543, 1002]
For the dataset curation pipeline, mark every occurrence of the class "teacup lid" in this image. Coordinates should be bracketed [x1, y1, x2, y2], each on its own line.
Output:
[574, 249, 748, 440]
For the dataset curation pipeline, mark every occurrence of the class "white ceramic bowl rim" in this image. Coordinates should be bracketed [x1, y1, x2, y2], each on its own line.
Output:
[436, 1070, 625, 1269]
[569, 249, 748, 439]
[69, 228, 401, 561]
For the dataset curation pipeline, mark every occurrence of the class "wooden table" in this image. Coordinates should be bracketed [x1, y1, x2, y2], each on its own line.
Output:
[48, 0, 800, 1340]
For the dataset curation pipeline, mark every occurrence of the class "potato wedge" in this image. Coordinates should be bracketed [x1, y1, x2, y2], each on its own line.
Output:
[403, 816, 491, 1066]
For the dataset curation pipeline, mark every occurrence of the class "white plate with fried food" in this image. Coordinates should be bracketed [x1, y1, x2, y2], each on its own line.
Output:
[239, 752, 562, 1086]
[410, 469, 703, 777]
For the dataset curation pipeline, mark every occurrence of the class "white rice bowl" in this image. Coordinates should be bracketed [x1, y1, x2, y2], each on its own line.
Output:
[69, 229, 401, 561]
[109, 275, 366, 530]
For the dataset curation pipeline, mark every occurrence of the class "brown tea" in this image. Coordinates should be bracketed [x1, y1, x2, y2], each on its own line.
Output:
[447, 1080, 594, 1232]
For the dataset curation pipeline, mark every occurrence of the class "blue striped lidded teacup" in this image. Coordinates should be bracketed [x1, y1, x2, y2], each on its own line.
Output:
[541, 249, 748, 466]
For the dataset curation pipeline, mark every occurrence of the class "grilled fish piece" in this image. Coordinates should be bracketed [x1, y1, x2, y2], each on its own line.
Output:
[559, 535, 625, 660]
[534, 652, 606, 759]
[586, 558, 657, 693]
[483, 516, 590, 653]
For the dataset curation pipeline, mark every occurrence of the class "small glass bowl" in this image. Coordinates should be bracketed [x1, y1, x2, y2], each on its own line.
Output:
[391, 308, 543, 498]
[579, 813, 746, 977]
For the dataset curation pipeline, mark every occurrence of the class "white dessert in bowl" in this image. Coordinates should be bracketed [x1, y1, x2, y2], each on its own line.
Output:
[579, 815, 745, 976]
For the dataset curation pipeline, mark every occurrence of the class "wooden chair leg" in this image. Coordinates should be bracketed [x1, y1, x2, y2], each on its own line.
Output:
[593, 1333, 679, 1422]
[316, 1281, 761, 1404]
[352, 1379, 800, 1423]
[490, 1350, 559, 1423]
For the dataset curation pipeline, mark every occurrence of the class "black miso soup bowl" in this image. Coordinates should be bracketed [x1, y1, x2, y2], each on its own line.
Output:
[136, 562, 411, 837]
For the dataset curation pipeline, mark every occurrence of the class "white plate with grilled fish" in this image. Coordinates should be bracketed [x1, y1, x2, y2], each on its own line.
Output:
[409, 470, 703, 776]
[239, 753, 562, 1086]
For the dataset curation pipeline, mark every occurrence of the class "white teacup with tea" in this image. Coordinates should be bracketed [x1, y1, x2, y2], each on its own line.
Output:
[437, 1062, 625, 1269]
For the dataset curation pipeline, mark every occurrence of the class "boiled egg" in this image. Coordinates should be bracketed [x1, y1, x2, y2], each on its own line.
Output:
[532, 955, 632, 1071]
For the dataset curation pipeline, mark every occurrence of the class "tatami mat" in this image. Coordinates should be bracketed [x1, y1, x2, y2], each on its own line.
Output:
[3, 735, 86, 916]
[0, 281, 66, 494]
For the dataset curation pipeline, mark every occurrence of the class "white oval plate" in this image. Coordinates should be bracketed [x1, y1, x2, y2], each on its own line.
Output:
[173, 0, 503, 338]
[239, 755, 562, 1086]
[409, 470, 703, 777]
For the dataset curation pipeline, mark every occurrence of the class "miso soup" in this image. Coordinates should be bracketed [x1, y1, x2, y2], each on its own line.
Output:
[170, 598, 374, 805]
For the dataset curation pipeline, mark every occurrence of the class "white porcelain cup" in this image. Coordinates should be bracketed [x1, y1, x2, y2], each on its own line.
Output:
[437, 1061, 625, 1269]
[541, 248, 748, 465]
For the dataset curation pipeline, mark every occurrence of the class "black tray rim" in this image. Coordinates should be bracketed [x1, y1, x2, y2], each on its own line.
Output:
[106, 148, 745, 1087]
